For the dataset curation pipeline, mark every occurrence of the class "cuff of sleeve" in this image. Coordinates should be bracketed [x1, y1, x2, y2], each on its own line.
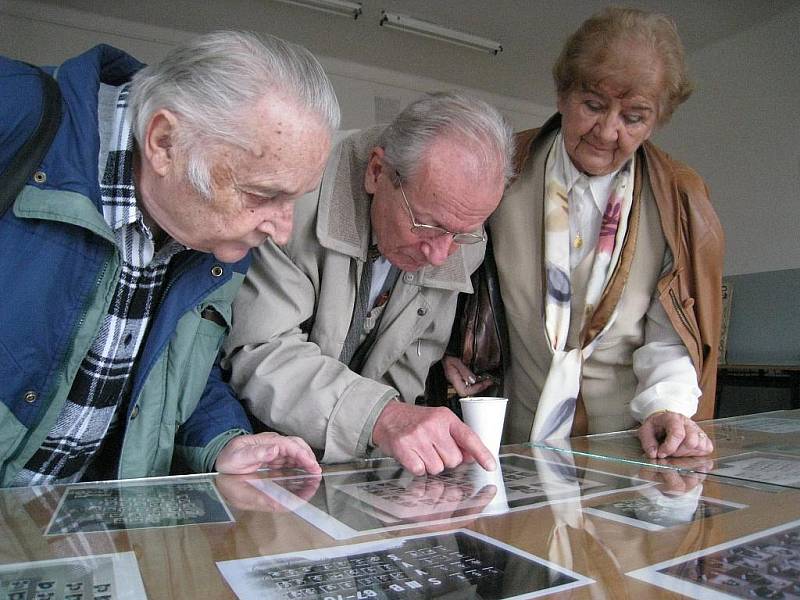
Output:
[203, 429, 250, 472]
[358, 395, 396, 456]
[630, 382, 699, 424]
[323, 379, 398, 463]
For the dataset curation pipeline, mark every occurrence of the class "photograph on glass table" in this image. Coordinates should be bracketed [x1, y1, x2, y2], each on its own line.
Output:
[710, 452, 800, 489]
[217, 528, 593, 600]
[246, 453, 653, 539]
[45, 478, 234, 535]
[627, 518, 800, 599]
[718, 414, 800, 435]
[584, 488, 748, 532]
[0, 552, 146, 600]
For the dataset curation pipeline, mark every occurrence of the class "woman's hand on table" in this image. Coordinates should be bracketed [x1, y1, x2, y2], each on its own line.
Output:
[637, 411, 714, 459]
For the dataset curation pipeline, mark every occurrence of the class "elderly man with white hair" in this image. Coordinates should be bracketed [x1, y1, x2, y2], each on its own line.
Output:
[0, 31, 339, 486]
[224, 92, 514, 476]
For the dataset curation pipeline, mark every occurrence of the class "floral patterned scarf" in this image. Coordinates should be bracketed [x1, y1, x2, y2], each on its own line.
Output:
[530, 141, 636, 441]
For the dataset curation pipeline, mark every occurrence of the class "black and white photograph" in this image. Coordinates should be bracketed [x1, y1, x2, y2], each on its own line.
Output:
[46, 479, 234, 535]
[0, 552, 147, 600]
[217, 528, 593, 600]
[710, 452, 800, 489]
[584, 490, 746, 531]
[722, 415, 800, 435]
[627, 518, 800, 599]
[248, 453, 652, 539]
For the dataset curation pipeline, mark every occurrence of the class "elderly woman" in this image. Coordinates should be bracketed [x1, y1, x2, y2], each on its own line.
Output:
[445, 7, 723, 459]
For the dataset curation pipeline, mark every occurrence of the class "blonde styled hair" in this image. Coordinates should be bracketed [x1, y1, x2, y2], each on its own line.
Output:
[553, 6, 693, 125]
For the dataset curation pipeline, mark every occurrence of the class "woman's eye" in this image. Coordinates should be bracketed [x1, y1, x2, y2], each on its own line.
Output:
[585, 101, 603, 112]
[624, 114, 644, 124]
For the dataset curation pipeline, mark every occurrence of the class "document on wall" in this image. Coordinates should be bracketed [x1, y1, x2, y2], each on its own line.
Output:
[218, 529, 593, 600]
[0, 552, 146, 600]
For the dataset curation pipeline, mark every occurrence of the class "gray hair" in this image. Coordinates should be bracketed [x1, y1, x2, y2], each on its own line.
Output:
[129, 30, 340, 197]
[377, 91, 514, 187]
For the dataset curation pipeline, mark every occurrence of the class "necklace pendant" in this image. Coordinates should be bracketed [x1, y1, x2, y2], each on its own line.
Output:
[573, 234, 583, 249]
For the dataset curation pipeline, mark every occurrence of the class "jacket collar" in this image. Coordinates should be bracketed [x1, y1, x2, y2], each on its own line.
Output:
[315, 127, 476, 293]
[513, 113, 684, 267]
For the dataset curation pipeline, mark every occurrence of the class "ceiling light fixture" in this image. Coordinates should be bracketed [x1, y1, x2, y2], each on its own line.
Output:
[379, 11, 503, 55]
[273, 0, 362, 19]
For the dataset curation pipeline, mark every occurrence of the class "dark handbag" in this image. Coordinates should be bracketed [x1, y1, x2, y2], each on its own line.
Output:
[450, 233, 508, 384]
[0, 64, 62, 217]
[423, 234, 509, 413]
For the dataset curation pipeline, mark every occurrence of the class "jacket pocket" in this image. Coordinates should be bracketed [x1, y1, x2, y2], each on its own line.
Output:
[171, 304, 230, 425]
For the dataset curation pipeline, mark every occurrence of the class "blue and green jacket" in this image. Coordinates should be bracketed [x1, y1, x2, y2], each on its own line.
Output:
[0, 45, 252, 486]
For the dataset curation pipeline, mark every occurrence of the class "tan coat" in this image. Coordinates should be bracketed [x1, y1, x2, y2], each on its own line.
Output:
[223, 128, 484, 463]
[494, 117, 723, 440]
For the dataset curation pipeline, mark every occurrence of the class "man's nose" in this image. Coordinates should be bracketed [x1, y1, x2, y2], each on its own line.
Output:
[421, 234, 454, 267]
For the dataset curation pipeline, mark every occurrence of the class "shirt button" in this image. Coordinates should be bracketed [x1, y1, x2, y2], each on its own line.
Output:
[130, 405, 140, 420]
[210, 265, 224, 278]
[23, 390, 38, 403]
[403, 273, 413, 283]
[33, 170, 46, 184]
[417, 307, 427, 316]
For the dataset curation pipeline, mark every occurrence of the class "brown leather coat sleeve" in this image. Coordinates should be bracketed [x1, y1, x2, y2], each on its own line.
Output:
[644, 143, 725, 421]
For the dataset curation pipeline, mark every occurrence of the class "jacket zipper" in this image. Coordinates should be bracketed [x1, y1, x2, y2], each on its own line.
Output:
[0, 254, 112, 484]
[669, 288, 693, 333]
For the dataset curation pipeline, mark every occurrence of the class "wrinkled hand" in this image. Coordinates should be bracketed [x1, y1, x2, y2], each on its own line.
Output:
[637, 456, 713, 494]
[215, 432, 322, 475]
[401, 475, 498, 521]
[215, 472, 321, 512]
[372, 400, 496, 476]
[637, 411, 714, 459]
[442, 356, 494, 396]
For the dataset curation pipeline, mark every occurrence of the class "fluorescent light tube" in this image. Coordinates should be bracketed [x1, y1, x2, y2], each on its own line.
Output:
[273, 0, 362, 19]
[380, 11, 502, 55]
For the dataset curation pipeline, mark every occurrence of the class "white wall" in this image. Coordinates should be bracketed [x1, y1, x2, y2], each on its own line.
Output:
[0, 0, 551, 131]
[2, 0, 797, 277]
[654, 4, 800, 276]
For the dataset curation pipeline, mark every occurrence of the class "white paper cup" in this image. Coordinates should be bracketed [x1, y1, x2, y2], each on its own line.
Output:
[469, 462, 509, 515]
[460, 396, 508, 456]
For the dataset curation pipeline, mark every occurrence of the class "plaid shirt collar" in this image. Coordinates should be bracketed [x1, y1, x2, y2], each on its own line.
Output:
[101, 83, 183, 266]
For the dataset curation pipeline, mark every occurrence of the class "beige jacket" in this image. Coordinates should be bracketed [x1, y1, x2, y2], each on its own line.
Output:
[223, 128, 484, 463]
[495, 117, 723, 439]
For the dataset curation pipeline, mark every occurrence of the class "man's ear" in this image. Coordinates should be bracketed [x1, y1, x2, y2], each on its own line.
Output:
[363, 146, 386, 194]
[142, 109, 180, 177]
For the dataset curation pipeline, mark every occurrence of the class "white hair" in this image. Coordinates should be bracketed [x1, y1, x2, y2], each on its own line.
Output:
[377, 91, 515, 186]
[129, 30, 340, 197]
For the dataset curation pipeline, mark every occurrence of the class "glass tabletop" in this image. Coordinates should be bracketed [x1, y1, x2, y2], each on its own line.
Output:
[2, 445, 800, 599]
[531, 409, 800, 491]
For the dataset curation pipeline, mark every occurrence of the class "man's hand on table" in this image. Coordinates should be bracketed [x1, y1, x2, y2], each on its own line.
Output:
[216, 472, 322, 512]
[371, 400, 496, 476]
[215, 432, 322, 475]
[637, 411, 714, 459]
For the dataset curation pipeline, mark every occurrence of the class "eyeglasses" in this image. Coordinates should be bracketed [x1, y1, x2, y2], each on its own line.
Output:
[395, 173, 486, 245]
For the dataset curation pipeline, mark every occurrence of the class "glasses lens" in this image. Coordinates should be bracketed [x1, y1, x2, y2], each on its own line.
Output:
[411, 224, 448, 240]
[452, 230, 486, 244]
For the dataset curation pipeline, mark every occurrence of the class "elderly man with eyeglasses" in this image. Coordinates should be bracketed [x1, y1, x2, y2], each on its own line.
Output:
[223, 92, 513, 475]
